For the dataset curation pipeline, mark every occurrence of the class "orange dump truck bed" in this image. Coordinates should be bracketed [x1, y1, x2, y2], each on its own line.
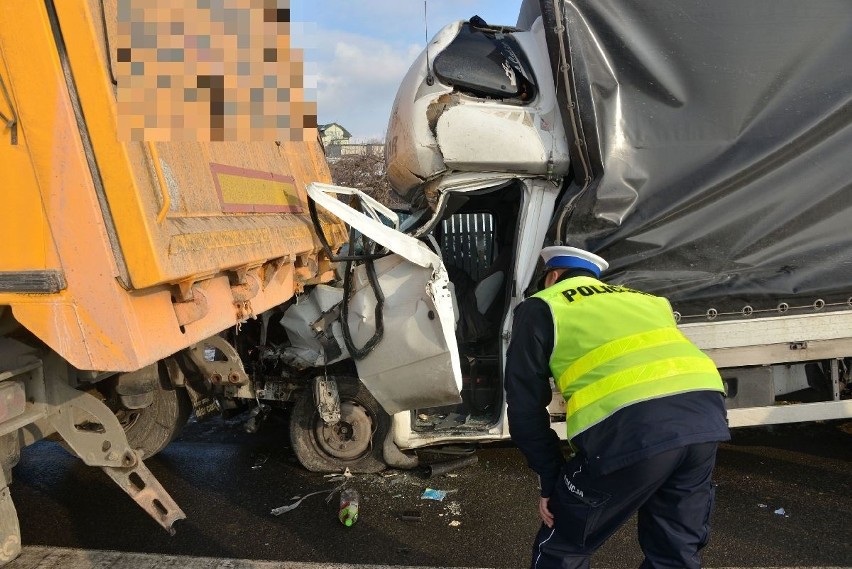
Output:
[0, 0, 347, 372]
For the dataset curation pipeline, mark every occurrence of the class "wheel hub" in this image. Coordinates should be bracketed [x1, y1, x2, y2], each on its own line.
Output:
[315, 402, 373, 460]
[116, 408, 141, 431]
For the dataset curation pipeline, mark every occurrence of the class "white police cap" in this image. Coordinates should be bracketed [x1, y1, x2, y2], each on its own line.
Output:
[540, 246, 608, 277]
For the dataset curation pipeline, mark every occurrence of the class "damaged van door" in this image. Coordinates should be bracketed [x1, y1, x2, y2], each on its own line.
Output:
[299, 183, 463, 415]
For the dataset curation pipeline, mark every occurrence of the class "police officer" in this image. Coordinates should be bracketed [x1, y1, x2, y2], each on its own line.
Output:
[505, 246, 730, 569]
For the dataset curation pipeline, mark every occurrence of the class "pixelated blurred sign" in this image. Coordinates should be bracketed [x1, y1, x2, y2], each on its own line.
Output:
[210, 163, 303, 213]
[116, 0, 315, 142]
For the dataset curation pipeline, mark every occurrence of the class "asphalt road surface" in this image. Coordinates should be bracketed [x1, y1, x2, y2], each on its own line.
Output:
[8, 413, 852, 568]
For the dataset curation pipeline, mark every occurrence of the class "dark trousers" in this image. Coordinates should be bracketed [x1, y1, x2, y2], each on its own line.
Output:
[530, 442, 718, 569]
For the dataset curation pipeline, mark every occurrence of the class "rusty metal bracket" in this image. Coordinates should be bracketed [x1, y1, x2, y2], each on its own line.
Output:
[173, 286, 209, 327]
[185, 335, 248, 386]
[294, 254, 319, 283]
[45, 379, 137, 468]
[43, 374, 186, 534]
[313, 376, 340, 425]
[230, 270, 261, 321]
[229, 268, 261, 300]
[174, 279, 197, 303]
[263, 256, 290, 288]
[102, 458, 186, 534]
[231, 276, 260, 301]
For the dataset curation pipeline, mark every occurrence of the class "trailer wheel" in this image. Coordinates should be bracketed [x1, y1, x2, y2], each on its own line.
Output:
[103, 363, 192, 459]
[290, 376, 388, 473]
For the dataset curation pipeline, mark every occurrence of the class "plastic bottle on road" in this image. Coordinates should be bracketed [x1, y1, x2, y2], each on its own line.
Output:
[338, 487, 360, 527]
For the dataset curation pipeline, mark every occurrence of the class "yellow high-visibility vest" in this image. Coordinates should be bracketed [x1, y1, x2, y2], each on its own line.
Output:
[533, 276, 725, 438]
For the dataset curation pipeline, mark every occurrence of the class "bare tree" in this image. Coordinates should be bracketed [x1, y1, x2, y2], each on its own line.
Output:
[327, 140, 397, 206]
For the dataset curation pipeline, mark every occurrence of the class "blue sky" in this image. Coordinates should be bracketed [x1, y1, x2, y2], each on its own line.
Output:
[293, 1, 522, 141]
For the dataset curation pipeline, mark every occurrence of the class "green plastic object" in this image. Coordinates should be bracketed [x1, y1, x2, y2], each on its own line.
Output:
[339, 503, 358, 526]
[338, 487, 360, 527]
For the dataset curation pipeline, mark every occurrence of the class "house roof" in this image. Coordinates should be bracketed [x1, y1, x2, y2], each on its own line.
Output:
[318, 122, 352, 138]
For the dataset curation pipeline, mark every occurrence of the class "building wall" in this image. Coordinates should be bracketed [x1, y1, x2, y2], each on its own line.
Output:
[325, 143, 384, 162]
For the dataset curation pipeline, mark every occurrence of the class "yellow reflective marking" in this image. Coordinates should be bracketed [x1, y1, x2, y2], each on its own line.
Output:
[217, 173, 299, 208]
[210, 163, 303, 213]
[566, 356, 720, 416]
[558, 327, 688, 389]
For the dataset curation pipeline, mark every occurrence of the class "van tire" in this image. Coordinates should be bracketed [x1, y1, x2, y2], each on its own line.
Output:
[290, 376, 388, 473]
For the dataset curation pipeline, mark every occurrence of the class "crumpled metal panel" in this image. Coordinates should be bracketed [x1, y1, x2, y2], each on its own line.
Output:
[345, 255, 463, 415]
[279, 285, 346, 368]
[292, 185, 462, 414]
[385, 23, 458, 203]
[545, 0, 852, 317]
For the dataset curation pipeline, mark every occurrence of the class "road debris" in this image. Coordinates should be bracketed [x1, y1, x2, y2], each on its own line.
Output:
[421, 488, 448, 501]
[270, 481, 347, 515]
[399, 510, 422, 522]
[423, 455, 478, 478]
[251, 453, 269, 470]
[323, 467, 354, 483]
[774, 507, 786, 516]
[449, 520, 461, 527]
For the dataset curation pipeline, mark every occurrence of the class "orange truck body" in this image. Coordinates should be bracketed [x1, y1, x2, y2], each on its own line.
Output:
[0, 0, 346, 372]
[0, 1, 346, 560]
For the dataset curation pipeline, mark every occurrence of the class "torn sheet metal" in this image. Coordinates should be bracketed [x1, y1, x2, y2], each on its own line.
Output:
[306, 184, 463, 414]
[279, 285, 346, 368]
[534, 0, 852, 316]
[270, 481, 347, 516]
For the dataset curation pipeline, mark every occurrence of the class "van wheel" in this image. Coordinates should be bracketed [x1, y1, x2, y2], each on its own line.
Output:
[103, 364, 192, 459]
[290, 376, 388, 473]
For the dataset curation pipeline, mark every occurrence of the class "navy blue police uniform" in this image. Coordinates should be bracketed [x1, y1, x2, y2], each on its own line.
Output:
[505, 275, 730, 569]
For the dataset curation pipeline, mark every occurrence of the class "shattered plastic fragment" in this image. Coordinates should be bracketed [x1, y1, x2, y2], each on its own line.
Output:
[774, 508, 786, 515]
[758, 503, 768, 508]
[421, 488, 448, 501]
[449, 520, 461, 527]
